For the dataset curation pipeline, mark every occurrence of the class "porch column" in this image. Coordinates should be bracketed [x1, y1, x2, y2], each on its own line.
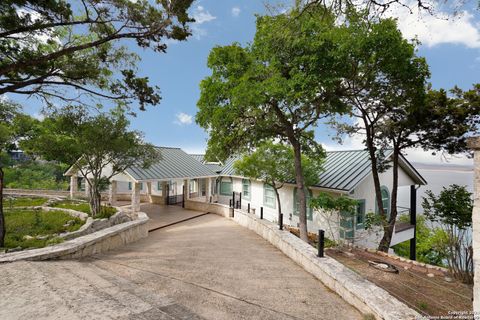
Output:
[184, 179, 190, 200]
[131, 181, 141, 212]
[146, 181, 153, 203]
[69, 176, 78, 199]
[205, 178, 211, 202]
[409, 185, 417, 261]
[467, 136, 480, 312]
[84, 179, 90, 197]
[161, 181, 168, 204]
[109, 180, 117, 206]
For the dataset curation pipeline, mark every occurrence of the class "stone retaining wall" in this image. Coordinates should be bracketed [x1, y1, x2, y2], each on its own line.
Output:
[185, 200, 419, 320]
[0, 213, 149, 263]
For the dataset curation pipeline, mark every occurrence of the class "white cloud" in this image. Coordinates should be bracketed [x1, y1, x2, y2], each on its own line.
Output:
[192, 5, 216, 24]
[231, 6, 241, 17]
[174, 112, 193, 125]
[386, 3, 480, 48]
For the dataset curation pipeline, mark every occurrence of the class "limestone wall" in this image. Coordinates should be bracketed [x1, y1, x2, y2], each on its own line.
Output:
[0, 213, 149, 263]
[187, 199, 419, 320]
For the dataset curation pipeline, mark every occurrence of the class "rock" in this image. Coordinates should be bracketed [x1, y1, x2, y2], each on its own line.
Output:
[6, 246, 22, 253]
[427, 273, 435, 278]
[403, 266, 409, 270]
[23, 235, 34, 240]
[444, 276, 453, 282]
[36, 235, 49, 240]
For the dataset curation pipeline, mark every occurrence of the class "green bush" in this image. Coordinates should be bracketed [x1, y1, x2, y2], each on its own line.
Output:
[392, 215, 447, 267]
[3, 209, 84, 249]
[4, 161, 69, 190]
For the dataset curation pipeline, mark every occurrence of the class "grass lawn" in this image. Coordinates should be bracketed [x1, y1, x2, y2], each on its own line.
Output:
[3, 197, 48, 208]
[3, 209, 84, 249]
[50, 200, 117, 219]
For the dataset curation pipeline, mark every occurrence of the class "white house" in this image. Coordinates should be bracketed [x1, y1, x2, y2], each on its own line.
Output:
[65, 147, 426, 255]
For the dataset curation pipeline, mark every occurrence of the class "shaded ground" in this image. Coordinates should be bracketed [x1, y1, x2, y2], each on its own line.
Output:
[328, 247, 473, 317]
[0, 205, 362, 319]
[140, 203, 207, 231]
[91, 213, 362, 319]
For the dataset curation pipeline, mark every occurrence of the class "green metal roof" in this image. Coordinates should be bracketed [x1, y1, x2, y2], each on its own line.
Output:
[126, 147, 216, 181]
[215, 149, 426, 191]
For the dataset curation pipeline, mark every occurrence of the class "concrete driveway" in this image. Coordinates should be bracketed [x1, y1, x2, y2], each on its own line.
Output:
[0, 205, 362, 320]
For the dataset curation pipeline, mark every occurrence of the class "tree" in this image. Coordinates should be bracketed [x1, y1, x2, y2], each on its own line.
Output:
[0, 0, 193, 109]
[422, 185, 474, 283]
[196, 5, 348, 241]
[310, 192, 359, 243]
[20, 106, 159, 216]
[326, 9, 479, 251]
[0, 100, 20, 247]
[234, 141, 323, 221]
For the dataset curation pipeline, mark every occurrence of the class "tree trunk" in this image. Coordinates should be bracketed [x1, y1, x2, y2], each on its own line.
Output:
[378, 148, 400, 252]
[291, 139, 309, 242]
[0, 167, 5, 247]
[274, 187, 282, 223]
[87, 178, 102, 217]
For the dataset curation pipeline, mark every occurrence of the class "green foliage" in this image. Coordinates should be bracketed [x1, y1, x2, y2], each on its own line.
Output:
[0, 0, 194, 109]
[364, 212, 386, 230]
[4, 161, 69, 190]
[310, 192, 358, 213]
[2, 197, 48, 208]
[422, 184, 473, 230]
[3, 208, 83, 249]
[392, 215, 447, 267]
[51, 200, 117, 219]
[234, 141, 323, 188]
[20, 106, 158, 217]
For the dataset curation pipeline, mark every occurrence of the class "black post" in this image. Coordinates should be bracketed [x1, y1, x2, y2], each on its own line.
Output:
[279, 213, 283, 230]
[247, 203, 250, 213]
[239, 192, 242, 210]
[236, 200, 239, 209]
[229, 199, 232, 208]
[410, 185, 417, 261]
[260, 207, 263, 219]
[318, 229, 325, 258]
[182, 185, 185, 208]
[209, 196, 212, 203]
[166, 184, 170, 205]
[232, 191, 235, 209]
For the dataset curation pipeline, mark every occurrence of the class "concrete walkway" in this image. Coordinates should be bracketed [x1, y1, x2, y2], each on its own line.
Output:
[92, 213, 362, 320]
[0, 206, 362, 319]
[140, 203, 208, 231]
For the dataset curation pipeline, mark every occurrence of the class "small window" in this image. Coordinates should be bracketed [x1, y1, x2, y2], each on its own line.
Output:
[242, 179, 251, 200]
[139, 183, 143, 191]
[293, 188, 313, 220]
[356, 199, 366, 230]
[128, 182, 132, 190]
[263, 184, 276, 209]
[220, 177, 233, 196]
[157, 181, 162, 191]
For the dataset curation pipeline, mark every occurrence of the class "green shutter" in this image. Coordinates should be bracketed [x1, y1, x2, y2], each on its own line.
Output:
[128, 182, 132, 190]
[356, 199, 366, 230]
[157, 181, 162, 191]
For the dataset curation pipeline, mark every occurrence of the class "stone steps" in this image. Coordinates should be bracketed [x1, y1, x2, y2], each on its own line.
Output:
[0, 260, 203, 320]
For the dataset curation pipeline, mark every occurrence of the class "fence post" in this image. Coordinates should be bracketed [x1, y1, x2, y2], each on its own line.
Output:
[182, 185, 185, 208]
[232, 191, 235, 209]
[260, 207, 263, 220]
[279, 213, 283, 230]
[318, 229, 325, 258]
[236, 200, 239, 209]
[239, 192, 242, 209]
[247, 203, 250, 213]
[229, 199, 232, 208]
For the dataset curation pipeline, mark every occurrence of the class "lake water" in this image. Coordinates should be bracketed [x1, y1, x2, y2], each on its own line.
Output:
[397, 165, 474, 215]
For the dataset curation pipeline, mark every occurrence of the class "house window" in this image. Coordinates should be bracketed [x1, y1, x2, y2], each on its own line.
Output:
[189, 180, 195, 193]
[293, 188, 313, 220]
[157, 181, 162, 191]
[128, 182, 132, 190]
[356, 199, 366, 230]
[242, 179, 251, 200]
[376, 186, 390, 218]
[263, 184, 276, 208]
[220, 177, 233, 196]
[139, 183, 143, 191]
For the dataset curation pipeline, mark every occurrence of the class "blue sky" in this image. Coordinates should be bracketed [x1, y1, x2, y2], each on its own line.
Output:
[13, 1, 480, 164]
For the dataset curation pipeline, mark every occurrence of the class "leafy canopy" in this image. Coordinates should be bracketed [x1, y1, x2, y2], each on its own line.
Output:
[233, 141, 323, 189]
[0, 0, 194, 109]
[422, 184, 473, 230]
